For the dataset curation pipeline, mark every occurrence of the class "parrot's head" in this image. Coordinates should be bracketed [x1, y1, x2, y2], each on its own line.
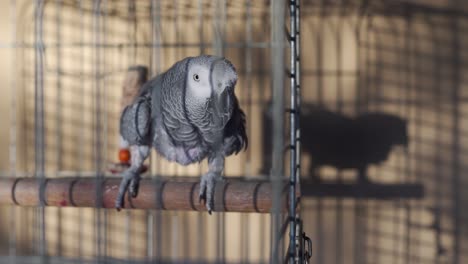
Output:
[186, 55, 238, 128]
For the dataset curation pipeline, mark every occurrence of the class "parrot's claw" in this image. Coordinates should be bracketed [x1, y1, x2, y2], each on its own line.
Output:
[129, 176, 141, 198]
[199, 172, 217, 214]
[115, 179, 128, 210]
[198, 192, 206, 204]
[115, 170, 140, 211]
[115, 199, 123, 211]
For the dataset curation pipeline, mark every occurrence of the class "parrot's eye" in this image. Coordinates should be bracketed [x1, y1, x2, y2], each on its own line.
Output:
[193, 74, 200, 82]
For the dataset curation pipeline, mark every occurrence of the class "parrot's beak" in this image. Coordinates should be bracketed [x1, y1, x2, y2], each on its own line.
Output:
[210, 58, 237, 128]
[213, 86, 233, 127]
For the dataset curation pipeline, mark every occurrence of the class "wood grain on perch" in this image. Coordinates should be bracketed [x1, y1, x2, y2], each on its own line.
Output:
[0, 177, 423, 212]
[0, 177, 288, 213]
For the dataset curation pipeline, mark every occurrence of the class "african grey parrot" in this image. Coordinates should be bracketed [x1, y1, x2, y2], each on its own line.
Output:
[116, 55, 248, 213]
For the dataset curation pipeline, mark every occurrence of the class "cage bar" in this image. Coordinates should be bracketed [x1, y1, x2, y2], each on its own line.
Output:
[288, 0, 300, 262]
[270, 0, 287, 262]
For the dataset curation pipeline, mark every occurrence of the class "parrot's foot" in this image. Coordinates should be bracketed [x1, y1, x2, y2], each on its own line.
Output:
[115, 171, 141, 211]
[199, 172, 221, 214]
[129, 175, 141, 198]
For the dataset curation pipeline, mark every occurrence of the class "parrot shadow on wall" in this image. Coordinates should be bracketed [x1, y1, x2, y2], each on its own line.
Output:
[260, 103, 409, 182]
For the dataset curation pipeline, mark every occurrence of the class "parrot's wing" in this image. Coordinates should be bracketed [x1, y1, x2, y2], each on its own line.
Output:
[120, 95, 152, 146]
[157, 62, 201, 146]
[223, 96, 248, 156]
[162, 103, 200, 144]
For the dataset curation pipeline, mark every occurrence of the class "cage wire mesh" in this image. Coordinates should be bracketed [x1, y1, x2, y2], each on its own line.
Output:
[2, 0, 468, 264]
[1, 0, 301, 263]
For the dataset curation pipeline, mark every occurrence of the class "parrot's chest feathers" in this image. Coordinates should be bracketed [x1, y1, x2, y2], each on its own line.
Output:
[154, 121, 209, 165]
[160, 144, 206, 165]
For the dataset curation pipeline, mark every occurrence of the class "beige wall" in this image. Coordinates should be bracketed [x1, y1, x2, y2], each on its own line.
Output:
[0, 1, 13, 172]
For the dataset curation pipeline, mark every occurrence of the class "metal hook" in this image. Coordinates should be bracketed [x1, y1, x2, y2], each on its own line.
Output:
[303, 233, 312, 263]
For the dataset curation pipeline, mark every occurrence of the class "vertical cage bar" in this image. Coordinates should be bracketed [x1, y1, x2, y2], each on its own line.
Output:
[315, 2, 324, 263]
[213, 0, 225, 57]
[125, 0, 134, 259]
[241, 0, 253, 261]
[55, 0, 63, 174]
[428, 15, 445, 263]
[335, 5, 344, 264]
[403, 13, 413, 264]
[450, 7, 461, 264]
[147, 29, 156, 256]
[270, 0, 285, 262]
[172, 0, 180, 261]
[353, 6, 364, 264]
[198, 0, 205, 54]
[78, 0, 85, 261]
[288, 0, 298, 262]
[213, 0, 227, 261]
[196, 1, 206, 260]
[9, 0, 17, 262]
[172, 3, 180, 260]
[294, 0, 302, 262]
[54, 0, 64, 258]
[150, 0, 163, 260]
[102, 0, 108, 259]
[93, 0, 105, 262]
[34, 0, 46, 260]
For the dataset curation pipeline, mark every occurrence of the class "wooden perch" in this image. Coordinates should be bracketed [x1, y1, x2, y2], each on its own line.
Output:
[0, 177, 288, 213]
[0, 177, 424, 212]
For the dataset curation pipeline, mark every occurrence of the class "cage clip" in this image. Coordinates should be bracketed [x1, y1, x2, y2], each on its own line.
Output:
[302, 232, 312, 263]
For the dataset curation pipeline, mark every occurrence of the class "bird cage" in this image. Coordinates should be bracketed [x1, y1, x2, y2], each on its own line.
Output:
[0, 0, 306, 263]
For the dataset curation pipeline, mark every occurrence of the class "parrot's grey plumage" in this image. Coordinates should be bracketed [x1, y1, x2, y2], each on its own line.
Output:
[116, 55, 248, 213]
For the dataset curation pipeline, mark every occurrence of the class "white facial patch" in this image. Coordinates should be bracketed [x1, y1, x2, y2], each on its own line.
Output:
[187, 65, 211, 100]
